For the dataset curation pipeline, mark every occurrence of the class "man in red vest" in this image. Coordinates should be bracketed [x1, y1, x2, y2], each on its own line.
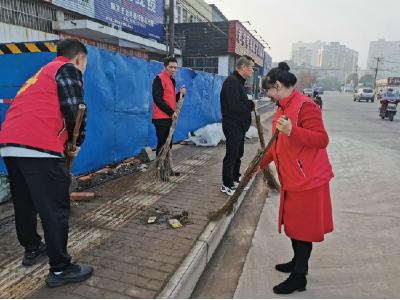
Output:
[152, 57, 186, 179]
[0, 39, 93, 287]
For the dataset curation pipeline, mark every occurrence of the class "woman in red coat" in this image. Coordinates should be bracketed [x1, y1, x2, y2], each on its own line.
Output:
[255, 62, 334, 294]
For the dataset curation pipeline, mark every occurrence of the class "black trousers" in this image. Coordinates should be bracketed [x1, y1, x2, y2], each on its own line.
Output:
[154, 124, 172, 157]
[222, 123, 245, 187]
[291, 238, 313, 274]
[4, 157, 71, 272]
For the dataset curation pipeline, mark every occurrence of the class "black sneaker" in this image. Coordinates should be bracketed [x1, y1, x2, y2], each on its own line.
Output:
[22, 243, 47, 266]
[220, 184, 236, 196]
[45, 263, 94, 288]
[170, 170, 180, 176]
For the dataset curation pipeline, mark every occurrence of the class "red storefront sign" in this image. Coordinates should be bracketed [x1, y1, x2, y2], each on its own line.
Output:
[59, 32, 149, 60]
[228, 21, 264, 67]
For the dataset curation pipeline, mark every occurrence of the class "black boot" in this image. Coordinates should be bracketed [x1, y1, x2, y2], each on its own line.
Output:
[273, 272, 307, 294]
[275, 259, 308, 274]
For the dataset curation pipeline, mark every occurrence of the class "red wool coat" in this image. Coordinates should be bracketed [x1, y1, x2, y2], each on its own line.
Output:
[260, 89, 334, 242]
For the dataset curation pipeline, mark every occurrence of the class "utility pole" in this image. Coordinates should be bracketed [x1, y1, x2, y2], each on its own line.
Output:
[355, 64, 358, 88]
[168, 0, 175, 57]
[373, 56, 381, 91]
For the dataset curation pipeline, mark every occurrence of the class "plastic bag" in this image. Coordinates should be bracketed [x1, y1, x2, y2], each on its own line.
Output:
[187, 123, 225, 147]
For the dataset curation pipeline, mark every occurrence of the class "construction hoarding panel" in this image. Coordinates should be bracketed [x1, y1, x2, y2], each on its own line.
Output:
[0, 44, 224, 176]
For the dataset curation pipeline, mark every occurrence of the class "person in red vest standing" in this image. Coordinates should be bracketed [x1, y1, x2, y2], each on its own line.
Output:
[253, 62, 334, 294]
[0, 39, 93, 287]
[152, 57, 186, 179]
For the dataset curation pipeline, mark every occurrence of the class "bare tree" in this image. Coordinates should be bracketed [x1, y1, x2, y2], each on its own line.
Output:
[296, 72, 317, 92]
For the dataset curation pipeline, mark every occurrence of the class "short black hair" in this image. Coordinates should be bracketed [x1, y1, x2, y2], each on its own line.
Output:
[57, 38, 88, 60]
[236, 55, 254, 69]
[164, 56, 178, 67]
[262, 62, 297, 89]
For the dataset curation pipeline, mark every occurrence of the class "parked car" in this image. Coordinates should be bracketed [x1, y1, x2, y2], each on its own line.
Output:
[303, 88, 313, 97]
[317, 87, 324, 95]
[354, 88, 375, 102]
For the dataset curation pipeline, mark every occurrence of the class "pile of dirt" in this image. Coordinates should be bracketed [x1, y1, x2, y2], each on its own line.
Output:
[77, 157, 145, 189]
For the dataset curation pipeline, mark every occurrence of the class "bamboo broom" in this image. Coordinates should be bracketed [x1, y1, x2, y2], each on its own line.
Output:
[254, 108, 280, 191]
[209, 117, 287, 221]
[139, 93, 184, 183]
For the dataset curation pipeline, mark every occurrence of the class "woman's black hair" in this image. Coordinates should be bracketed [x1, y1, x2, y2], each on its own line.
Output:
[262, 62, 297, 89]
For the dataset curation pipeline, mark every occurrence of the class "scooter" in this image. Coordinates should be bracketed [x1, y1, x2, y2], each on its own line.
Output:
[379, 98, 399, 121]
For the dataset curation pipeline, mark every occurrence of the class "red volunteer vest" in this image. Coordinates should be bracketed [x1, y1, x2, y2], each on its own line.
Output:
[153, 70, 176, 119]
[0, 56, 73, 154]
[272, 90, 333, 192]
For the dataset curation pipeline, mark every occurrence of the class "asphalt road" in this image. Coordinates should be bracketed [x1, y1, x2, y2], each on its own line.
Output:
[193, 91, 400, 298]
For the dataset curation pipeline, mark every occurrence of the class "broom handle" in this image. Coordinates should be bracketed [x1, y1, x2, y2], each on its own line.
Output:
[253, 108, 266, 149]
[225, 117, 288, 204]
[67, 104, 86, 174]
[165, 92, 184, 145]
[72, 104, 86, 146]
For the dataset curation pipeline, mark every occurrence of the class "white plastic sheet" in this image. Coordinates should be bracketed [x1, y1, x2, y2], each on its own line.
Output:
[187, 123, 258, 147]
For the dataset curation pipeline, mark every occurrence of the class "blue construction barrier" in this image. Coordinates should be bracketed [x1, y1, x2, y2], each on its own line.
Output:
[0, 44, 225, 176]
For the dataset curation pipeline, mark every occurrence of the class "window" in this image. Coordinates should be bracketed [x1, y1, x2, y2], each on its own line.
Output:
[183, 57, 219, 74]
[182, 9, 187, 23]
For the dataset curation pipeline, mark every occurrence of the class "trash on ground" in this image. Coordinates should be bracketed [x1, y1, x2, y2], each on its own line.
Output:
[148, 216, 157, 224]
[179, 209, 194, 225]
[186, 123, 225, 147]
[183, 123, 258, 147]
[169, 219, 182, 228]
[245, 126, 258, 139]
[158, 218, 167, 222]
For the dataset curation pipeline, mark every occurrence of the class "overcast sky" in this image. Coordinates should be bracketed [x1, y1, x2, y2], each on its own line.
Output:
[205, 0, 400, 69]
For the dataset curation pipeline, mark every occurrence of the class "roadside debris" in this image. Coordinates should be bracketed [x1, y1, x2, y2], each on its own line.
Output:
[147, 216, 157, 224]
[70, 192, 95, 201]
[181, 123, 259, 147]
[168, 219, 182, 228]
[77, 158, 142, 189]
[139, 206, 194, 227]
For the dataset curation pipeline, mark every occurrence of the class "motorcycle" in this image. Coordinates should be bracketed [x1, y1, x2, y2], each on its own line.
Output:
[379, 98, 399, 121]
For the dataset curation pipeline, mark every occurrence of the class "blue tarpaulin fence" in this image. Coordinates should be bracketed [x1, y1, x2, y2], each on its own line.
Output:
[0, 44, 224, 175]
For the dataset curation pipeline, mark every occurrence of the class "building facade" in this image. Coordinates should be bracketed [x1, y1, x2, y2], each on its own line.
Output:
[291, 47, 312, 66]
[366, 39, 400, 79]
[318, 42, 358, 82]
[0, 0, 181, 61]
[292, 40, 326, 67]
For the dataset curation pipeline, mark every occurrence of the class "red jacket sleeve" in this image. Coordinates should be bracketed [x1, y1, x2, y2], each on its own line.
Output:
[288, 102, 329, 149]
[260, 148, 274, 170]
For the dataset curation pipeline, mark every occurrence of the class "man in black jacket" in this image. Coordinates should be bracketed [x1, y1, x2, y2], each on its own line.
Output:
[220, 55, 257, 195]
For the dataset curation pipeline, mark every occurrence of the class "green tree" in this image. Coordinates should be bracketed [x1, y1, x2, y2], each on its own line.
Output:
[317, 76, 341, 90]
[359, 73, 375, 83]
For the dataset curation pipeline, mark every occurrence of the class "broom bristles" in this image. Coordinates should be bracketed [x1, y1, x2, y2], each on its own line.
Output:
[209, 129, 280, 221]
[137, 95, 184, 185]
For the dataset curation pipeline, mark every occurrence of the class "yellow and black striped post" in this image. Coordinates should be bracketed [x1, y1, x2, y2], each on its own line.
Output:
[0, 42, 56, 55]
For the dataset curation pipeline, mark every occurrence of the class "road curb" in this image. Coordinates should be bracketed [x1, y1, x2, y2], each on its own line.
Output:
[157, 177, 256, 299]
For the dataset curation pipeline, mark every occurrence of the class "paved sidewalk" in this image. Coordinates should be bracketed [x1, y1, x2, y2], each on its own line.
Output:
[0, 133, 261, 298]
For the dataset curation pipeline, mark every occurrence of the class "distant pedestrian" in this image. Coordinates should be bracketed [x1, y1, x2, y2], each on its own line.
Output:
[254, 62, 334, 294]
[220, 55, 257, 195]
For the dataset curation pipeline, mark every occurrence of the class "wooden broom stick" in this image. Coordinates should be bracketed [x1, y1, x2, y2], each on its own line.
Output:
[254, 108, 280, 191]
[66, 104, 86, 174]
[209, 117, 287, 221]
